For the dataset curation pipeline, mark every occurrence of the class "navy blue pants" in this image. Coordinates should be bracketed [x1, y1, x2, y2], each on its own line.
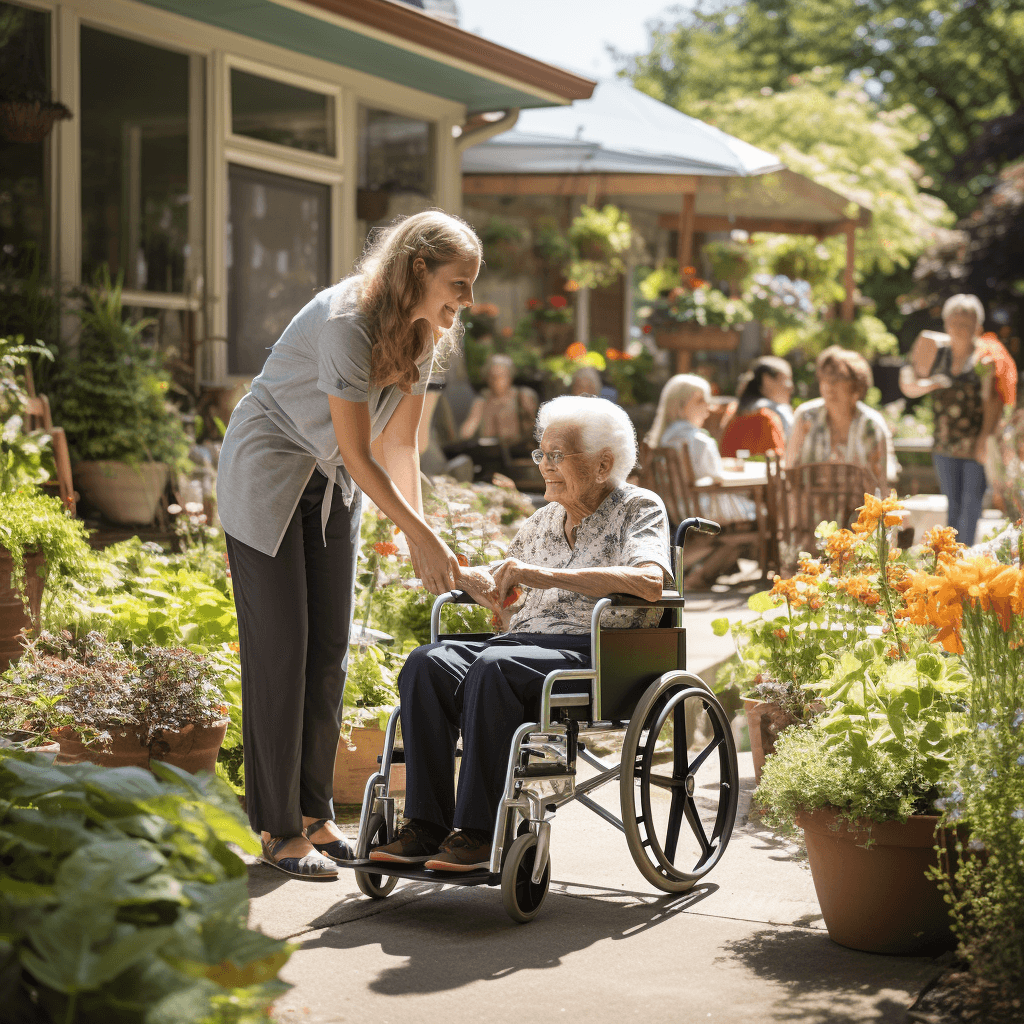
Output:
[933, 452, 987, 545]
[398, 634, 591, 833]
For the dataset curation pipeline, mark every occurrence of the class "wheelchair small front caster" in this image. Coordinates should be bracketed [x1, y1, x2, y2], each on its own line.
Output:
[501, 832, 550, 923]
[355, 812, 399, 899]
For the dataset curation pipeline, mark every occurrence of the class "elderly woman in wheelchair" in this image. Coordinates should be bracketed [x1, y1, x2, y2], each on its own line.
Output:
[352, 396, 739, 922]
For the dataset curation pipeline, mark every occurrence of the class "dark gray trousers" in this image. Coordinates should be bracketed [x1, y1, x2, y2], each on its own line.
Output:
[399, 634, 592, 833]
[225, 471, 360, 836]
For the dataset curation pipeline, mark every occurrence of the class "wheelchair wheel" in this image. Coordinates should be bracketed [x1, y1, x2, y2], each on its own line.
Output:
[620, 673, 739, 893]
[355, 812, 399, 899]
[501, 832, 550, 924]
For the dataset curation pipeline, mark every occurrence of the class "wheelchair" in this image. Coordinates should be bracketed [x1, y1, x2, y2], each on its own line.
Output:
[339, 517, 740, 924]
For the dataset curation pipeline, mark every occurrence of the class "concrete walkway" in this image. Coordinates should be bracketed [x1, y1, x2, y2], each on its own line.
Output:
[246, 586, 941, 1024]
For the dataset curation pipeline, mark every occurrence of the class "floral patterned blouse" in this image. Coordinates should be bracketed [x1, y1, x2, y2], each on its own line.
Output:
[504, 484, 674, 635]
[929, 345, 986, 459]
[791, 398, 899, 485]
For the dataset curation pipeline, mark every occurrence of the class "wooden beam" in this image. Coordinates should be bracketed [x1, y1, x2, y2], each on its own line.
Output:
[677, 192, 696, 269]
[659, 213, 855, 237]
[842, 223, 856, 322]
[463, 173, 698, 196]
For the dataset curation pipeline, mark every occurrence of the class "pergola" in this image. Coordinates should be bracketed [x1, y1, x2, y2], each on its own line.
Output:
[462, 80, 871, 322]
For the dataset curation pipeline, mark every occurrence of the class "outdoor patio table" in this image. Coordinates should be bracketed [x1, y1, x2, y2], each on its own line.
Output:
[693, 461, 769, 579]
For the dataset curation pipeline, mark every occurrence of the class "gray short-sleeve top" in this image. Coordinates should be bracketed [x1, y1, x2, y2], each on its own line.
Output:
[217, 277, 434, 556]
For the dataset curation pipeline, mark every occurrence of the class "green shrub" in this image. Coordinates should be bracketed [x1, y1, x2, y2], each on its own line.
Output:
[0, 753, 291, 1023]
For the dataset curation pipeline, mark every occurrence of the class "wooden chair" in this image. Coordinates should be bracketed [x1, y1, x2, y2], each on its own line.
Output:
[20, 390, 77, 517]
[636, 442, 764, 585]
[766, 455, 877, 574]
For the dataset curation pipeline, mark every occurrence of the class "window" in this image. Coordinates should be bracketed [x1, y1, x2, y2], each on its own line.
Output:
[227, 164, 330, 376]
[80, 26, 196, 293]
[230, 68, 335, 156]
[357, 106, 434, 244]
[0, 3, 51, 267]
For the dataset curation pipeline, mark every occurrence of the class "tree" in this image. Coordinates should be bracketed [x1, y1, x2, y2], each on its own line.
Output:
[620, 0, 1024, 217]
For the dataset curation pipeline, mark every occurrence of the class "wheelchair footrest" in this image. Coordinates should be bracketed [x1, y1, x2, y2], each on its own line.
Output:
[341, 859, 497, 887]
[514, 764, 576, 780]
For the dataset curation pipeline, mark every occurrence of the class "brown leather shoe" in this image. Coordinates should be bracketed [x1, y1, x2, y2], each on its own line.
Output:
[370, 818, 447, 864]
[424, 829, 491, 873]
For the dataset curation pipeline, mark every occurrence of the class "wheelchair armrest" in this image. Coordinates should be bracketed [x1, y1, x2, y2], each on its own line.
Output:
[605, 590, 686, 609]
[443, 589, 477, 605]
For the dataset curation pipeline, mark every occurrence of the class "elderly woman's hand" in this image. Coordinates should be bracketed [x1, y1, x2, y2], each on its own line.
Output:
[456, 565, 501, 612]
[493, 558, 529, 606]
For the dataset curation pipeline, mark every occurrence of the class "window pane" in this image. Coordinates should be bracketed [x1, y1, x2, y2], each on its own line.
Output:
[80, 26, 193, 293]
[231, 69, 334, 156]
[227, 164, 329, 377]
[357, 107, 434, 244]
[0, 2, 51, 266]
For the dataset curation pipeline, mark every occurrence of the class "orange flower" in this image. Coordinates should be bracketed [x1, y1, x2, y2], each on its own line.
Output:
[456, 552, 469, 567]
[502, 585, 522, 609]
[374, 541, 399, 557]
[835, 573, 881, 607]
[853, 492, 904, 534]
[797, 557, 826, 577]
[682, 267, 697, 276]
[229, 641, 240, 652]
[774, 628, 788, 641]
[824, 529, 858, 573]
[921, 525, 961, 562]
[564, 280, 580, 292]
[605, 348, 622, 360]
[565, 342, 587, 360]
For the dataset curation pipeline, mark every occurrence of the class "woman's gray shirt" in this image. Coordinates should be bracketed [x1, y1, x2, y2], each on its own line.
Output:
[217, 277, 433, 556]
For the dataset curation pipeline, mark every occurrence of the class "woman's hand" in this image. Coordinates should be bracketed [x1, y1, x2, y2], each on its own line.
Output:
[493, 558, 528, 605]
[407, 531, 461, 596]
[456, 565, 501, 611]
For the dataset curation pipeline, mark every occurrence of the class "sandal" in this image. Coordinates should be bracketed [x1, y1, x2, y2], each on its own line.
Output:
[304, 817, 355, 864]
[260, 835, 339, 880]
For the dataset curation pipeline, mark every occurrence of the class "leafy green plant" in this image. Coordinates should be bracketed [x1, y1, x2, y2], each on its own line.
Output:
[50, 267, 190, 471]
[0, 247, 62, 391]
[703, 239, 751, 285]
[567, 205, 634, 289]
[0, 631, 230, 746]
[0, 336, 55, 494]
[0, 487, 93, 606]
[638, 285, 753, 331]
[0, 752, 291, 1022]
[479, 217, 531, 277]
[532, 216, 572, 266]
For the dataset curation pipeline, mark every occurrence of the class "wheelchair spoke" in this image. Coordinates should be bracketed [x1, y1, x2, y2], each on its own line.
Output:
[688, 734, 724, 775]
[664, 790, 685, 862]
[684, 799, 711, 856]
[647, 772, 687, 791]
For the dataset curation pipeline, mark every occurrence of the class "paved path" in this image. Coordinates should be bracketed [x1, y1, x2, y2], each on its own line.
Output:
[246, 588, 940, 1023]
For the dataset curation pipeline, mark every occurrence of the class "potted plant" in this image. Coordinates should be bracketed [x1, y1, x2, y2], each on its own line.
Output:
[0, 487, 92, 671]
[753, 499, 973, 955]
[528, 294, 574, 353]
[50, 267, 191, 525]
[898, 531, 1024, 1018]
[479, 216, 532, 277]
[0, 630, 231, 774]
[567, 204, 634, 289]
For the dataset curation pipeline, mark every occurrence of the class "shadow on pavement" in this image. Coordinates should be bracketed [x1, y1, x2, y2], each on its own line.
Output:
[715, 926, 938, 1023]
[299, 881, 718, 995]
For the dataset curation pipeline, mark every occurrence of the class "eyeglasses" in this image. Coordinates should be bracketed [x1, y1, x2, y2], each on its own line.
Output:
[531, 449, 584, 466]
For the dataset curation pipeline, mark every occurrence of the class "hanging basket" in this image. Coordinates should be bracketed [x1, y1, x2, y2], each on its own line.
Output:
[0, 99, 72, 143]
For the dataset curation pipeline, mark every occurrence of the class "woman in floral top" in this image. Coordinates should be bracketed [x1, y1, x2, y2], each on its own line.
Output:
[900, 294, 1015, 544]
[787, 346, 897, 490]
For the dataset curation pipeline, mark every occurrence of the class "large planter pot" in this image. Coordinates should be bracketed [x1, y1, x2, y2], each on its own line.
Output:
[1, 730, 61, 762]
[53, 719, 228, 774]
[0, 549, 45, 672]
[743, 698, 799, 785]
[333, 725, 406, 805]
[655, 325, 743, 374]
[796, 807, 955, 956]
[75, 460, 168, 525]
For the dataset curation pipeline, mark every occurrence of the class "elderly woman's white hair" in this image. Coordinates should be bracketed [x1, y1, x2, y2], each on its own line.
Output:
[535, 395, 637, 487]
[644, 374, 712, 448]
[941, 293, 985, 331]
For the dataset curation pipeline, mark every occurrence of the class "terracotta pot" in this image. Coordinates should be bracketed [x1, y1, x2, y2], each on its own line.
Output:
[743, 699, 800, 784]
[796, 807, 955, 956]
[53, 719, 228, 774]
[0, 549, 45, 672]
[74, 460, 168, 525]
[1, 731, 61, 762]
[333, 725, 405, 805]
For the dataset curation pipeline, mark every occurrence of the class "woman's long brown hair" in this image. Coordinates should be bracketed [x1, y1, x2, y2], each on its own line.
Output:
[355, 210, 482, 393]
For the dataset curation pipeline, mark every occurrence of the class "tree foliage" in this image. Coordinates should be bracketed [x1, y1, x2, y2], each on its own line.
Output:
[620, 0, 1024, 217]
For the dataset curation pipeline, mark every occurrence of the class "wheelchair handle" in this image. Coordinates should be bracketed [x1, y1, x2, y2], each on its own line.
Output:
[674, 517, 721, 546]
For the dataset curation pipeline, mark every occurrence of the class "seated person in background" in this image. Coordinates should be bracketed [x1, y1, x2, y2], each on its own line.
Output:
[459, 354, 538, 445]
[371, 397, 673, 872]
[570, 365, 618, 403]
[720, 356, 794, 458]
[787, 346, 897, 488]
[645, 374, 755, 526]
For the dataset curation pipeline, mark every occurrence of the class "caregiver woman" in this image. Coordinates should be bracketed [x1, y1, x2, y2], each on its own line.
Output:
[217, 211, 488, 879]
